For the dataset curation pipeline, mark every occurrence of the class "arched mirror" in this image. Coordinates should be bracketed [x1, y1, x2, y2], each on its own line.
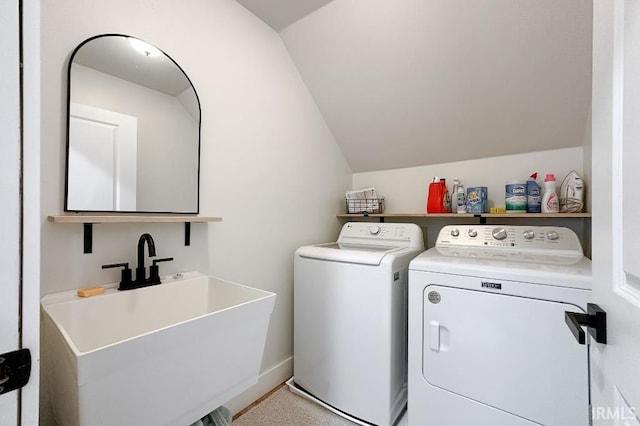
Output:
[65, 34, 200, 213]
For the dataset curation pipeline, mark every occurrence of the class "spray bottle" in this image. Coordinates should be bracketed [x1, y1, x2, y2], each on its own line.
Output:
[526, 172, 542, 213]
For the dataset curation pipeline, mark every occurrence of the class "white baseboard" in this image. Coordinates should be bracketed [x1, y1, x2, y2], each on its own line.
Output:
[224, 356, 293, 416]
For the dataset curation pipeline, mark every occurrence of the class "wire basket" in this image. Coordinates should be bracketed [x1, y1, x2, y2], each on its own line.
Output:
[345, 197, 385, 214]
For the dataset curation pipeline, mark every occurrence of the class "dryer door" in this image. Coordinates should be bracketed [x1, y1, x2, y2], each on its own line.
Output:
[423, 285, 589, 426]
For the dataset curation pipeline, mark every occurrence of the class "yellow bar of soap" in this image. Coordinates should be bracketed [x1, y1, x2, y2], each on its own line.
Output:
[77, 286, 105, 297]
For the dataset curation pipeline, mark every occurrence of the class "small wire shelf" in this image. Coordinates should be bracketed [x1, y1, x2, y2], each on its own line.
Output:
[345, 198, 385, 214]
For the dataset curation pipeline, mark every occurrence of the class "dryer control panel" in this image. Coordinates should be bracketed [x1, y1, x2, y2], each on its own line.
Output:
[436, 225, 583, 255]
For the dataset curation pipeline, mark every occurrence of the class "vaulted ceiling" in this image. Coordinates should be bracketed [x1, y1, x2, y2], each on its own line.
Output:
[235, 0, 334, 30]
[237, 0, 592, 172]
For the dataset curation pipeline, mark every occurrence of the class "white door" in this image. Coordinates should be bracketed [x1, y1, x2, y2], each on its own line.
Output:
[68, 103, 137, 211]
[0, 0, 22, 423]
[591, 1, 640, 424]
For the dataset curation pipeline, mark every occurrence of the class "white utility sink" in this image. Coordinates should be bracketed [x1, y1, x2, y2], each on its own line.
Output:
[41, 271, 276, 426]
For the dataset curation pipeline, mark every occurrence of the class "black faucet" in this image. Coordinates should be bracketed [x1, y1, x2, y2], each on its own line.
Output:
[102, 233, 173, 291]
[135, 233, 157, 285]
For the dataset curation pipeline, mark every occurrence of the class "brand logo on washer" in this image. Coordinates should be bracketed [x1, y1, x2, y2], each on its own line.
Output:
[481, 281, 502, 290]
[427, 291, 441, 304]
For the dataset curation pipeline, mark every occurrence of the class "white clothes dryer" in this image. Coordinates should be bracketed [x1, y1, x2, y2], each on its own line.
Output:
[408, 225, 591, 426]
[291, 222, 424, 426]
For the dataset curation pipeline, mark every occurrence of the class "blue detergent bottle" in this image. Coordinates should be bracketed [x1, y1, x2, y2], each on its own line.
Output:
[526, 172, 542, 213]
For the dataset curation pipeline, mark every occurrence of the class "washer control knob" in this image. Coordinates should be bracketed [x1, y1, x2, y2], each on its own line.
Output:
[492, 227, 508, 240]
[450, 228, 460, 237]
[546, 230, 559, 241]
[468, 228, 478, 238]
[370, 225, 381, 235]
[523, 230, 535, 240]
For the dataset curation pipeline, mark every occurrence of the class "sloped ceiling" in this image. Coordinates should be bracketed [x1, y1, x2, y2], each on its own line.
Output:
[235, 0, 334, 30]
[243, 0, 592, 173]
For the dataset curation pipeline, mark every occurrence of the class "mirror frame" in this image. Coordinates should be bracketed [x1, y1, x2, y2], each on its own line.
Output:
[64, 33, 201, 214]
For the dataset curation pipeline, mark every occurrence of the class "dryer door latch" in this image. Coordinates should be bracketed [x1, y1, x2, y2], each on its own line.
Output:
[565, 303, 607, 345]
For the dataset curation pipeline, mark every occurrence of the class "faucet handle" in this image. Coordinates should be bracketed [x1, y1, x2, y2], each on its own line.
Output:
[102, 262, 129, 269]
[149, 257, 174, 284]
[102, 262, 133, 290]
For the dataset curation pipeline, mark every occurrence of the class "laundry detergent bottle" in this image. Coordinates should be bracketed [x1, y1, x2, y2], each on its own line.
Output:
[541, 174, 559, 213]
[427, 177, 446, 213]
[441, 178, 451, 213]
[451, 178, 461, 213]
[456, 185, 467, 213]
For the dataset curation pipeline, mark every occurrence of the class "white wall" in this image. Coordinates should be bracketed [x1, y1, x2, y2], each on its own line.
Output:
[40, 0, 350, 422]
[353, 147, 585, 212]
[280, 0, 592, 172]
[71, 63, 199, 212]
[352, 147, 588, 249]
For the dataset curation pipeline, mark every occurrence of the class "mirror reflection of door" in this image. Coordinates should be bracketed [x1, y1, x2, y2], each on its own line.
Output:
[68, 103, 137, 211]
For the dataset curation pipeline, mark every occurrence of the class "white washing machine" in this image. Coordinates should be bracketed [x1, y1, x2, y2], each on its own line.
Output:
[291, 222, 424, 426]
[408, 225, 591, 426]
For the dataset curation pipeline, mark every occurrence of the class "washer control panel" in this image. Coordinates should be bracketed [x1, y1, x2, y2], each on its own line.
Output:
[338, 222, 425, 249]
[437, 225, 583, 254]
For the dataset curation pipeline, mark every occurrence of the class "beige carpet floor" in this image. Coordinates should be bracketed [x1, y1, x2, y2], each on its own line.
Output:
[233, 387, 359, 426]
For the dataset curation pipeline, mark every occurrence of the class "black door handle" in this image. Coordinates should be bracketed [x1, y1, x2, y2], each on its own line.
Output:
[0, 349, 31, 395]
[565, 303, 607, 345]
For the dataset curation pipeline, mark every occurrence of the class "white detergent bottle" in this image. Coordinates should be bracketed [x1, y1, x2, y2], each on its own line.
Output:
[541, 173, 560, 213]
[456, 186, 467, 213]
[451, 178, 461, 214]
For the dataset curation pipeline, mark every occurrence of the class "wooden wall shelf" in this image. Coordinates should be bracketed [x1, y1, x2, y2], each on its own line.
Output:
[337, 212, 591, 224]
[48, 215, 222, 223]
[48, 215, 222, 253]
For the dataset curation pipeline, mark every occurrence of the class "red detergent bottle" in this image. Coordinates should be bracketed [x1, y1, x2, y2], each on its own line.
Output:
[427, 177, 444, 213]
